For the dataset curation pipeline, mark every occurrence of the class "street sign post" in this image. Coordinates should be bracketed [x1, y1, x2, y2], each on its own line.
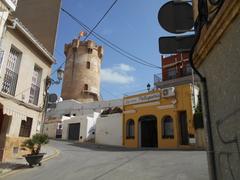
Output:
[158, 1, 195, 54]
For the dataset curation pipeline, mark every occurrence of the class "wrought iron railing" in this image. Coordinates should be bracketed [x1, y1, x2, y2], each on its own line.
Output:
[154, 68, 193, 84]
[1, 68, 18, 96]
[29, 84, 40, 105]
[154, 73, 163, 84]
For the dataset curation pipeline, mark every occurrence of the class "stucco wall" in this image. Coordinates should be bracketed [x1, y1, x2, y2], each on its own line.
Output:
[95, 114, 123, 146]
[43, 122, 58, 139]
[0, 26, 52, 161]
[0, 29, 51, 137]
[62, 113, 98, 142]
[47, 99, 123, 118]
[123, 84, 200, 148]
[13, 0, 61, 54]
[0, 29, 51, 106]
[198, 14, 240, 180]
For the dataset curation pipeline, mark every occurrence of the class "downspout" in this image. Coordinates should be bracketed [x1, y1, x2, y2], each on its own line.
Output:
[189, 1, 217, 180]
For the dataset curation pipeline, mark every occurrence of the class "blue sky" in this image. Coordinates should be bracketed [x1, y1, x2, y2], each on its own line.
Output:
[50, 0, 172, 100]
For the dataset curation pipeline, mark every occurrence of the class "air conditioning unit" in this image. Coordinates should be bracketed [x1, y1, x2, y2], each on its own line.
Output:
[162, 87, 175, 98]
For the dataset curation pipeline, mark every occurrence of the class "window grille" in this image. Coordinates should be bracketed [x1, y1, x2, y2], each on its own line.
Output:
[1, 47, 21, 96]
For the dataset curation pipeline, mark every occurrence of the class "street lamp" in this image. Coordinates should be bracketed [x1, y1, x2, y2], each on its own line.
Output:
[147, 83, 151, 92]
[41, 68, 64, 133]
[45, 68, 64, 90]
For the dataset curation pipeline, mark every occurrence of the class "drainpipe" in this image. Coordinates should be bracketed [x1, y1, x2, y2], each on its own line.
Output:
[188, 1, 217, 180]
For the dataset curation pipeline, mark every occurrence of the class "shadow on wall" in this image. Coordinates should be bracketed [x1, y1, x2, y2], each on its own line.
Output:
[216, 107, 240, 180]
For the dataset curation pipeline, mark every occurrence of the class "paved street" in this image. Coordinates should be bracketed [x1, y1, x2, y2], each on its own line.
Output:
[2, 140, 209, 180]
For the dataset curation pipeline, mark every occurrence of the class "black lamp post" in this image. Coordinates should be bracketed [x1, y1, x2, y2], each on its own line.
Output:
[45, 68, 64, 90]
[147, 83, 151, 92]
[41, 68, 64, 133]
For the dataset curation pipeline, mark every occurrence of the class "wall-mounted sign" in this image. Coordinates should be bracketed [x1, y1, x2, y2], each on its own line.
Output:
[124, 93, 160, 106]
[158, 1, 194, 34]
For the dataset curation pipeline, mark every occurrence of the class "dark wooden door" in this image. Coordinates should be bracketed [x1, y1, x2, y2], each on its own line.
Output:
[141, 118, 158, 148]
[68, 123, 80, 140]
[179, 111, 189, 145]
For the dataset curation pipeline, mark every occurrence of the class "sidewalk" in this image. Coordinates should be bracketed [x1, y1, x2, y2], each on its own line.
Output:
[0, 145, 58, 176]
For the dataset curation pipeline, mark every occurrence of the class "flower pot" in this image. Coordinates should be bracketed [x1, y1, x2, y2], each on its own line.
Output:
[23, 153, 46, 167]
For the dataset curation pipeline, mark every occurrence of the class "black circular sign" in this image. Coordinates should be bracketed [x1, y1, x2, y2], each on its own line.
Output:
[158, 1, 194, 34]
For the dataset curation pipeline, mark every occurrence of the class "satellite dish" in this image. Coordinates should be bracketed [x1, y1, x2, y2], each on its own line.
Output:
[48, 93, 58, 103]
[158, 1, 194, 34]
[159, 35, 195, 54]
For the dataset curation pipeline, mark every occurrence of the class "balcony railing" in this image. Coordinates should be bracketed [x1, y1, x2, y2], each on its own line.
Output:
[29, 84, 40, 105]
[1, 68, 18, 96]
[154, 69, 193, 84]
[154, 73, 163, 84]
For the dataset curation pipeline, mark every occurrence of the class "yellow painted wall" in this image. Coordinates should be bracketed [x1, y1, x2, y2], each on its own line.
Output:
[123, 84, 196, 149]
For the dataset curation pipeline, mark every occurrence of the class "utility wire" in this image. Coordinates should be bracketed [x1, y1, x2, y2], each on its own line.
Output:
[61, 8, 161, 69]
[83, 0, 119, 41]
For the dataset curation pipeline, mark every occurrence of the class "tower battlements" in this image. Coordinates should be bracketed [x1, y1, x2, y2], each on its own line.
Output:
[61, 39, 103, 103]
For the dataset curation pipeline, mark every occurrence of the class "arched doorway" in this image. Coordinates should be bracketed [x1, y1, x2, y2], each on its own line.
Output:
[139, 115, 158, 148]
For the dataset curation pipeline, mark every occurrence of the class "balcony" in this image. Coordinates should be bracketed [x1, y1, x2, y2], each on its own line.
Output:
[29, 84, 40, 106]
[154, 71, 199, 89]
[2, 0, 18, 11]
[1, 68, 18, 96]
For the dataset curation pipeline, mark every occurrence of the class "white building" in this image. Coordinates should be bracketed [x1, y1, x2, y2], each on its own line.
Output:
[44, 99, 123, 143]
[95, 113, 122, 146]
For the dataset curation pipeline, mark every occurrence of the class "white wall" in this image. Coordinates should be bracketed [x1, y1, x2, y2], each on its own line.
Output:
[47, 99, 123, 119]
[43, 122, 58, 138]
[95, 113, 122, 146]
[62, 113, 98, 142]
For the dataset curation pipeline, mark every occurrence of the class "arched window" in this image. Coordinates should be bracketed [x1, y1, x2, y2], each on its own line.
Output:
[84, 84, 88, 91]
[162, 116, 174, 139]
[126, 119, 134, 139]
[86, 61, 90, 69]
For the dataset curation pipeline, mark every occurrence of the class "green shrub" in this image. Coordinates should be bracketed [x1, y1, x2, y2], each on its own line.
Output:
[22, 134, 49, 155]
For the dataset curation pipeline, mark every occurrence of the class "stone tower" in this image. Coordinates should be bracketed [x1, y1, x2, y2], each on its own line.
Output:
[61, 39, 103, 102]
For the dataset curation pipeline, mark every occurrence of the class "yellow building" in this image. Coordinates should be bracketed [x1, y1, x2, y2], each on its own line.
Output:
[123, 83, 203, 149]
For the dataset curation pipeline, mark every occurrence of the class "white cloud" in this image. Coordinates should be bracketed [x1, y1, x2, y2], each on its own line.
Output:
[115, 63, 135, 72]
[101, 64, 135, 84]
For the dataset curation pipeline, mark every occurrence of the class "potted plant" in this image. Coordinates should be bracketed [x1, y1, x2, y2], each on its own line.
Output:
[22, 133, 49, 167]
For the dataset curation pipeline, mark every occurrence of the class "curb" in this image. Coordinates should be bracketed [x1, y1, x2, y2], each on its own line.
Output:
[0, 146, 60, 179]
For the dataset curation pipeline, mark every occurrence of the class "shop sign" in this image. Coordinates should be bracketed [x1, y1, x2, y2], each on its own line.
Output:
[124, 93, 160, 105]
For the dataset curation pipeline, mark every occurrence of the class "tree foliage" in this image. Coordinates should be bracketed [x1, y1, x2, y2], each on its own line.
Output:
[22, 134, 49, 155]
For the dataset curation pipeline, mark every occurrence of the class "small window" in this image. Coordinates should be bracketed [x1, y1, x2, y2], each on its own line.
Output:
[29, 65, 42, 105]
[162, 116, 174, 139]
[126, 119, 135, 139]
[84, 84, 88, 91]
[86, 61, 90, 69]
[88, 48, 93, 54]
[167, 67, 177, 80]
[19, 117, 33, 137]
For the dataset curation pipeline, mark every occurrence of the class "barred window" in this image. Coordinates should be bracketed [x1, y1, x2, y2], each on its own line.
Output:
[162, 116, 174, 139]
[29, 65, 42, 105]
[126, 119, 135, 139]
[19, 117, 32, 137]
[1, 46, 22, 96]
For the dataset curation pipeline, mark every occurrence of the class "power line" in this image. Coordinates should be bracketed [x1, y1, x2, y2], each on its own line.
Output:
[84, 0, 119, 41]
[61, 8, 161, 69]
